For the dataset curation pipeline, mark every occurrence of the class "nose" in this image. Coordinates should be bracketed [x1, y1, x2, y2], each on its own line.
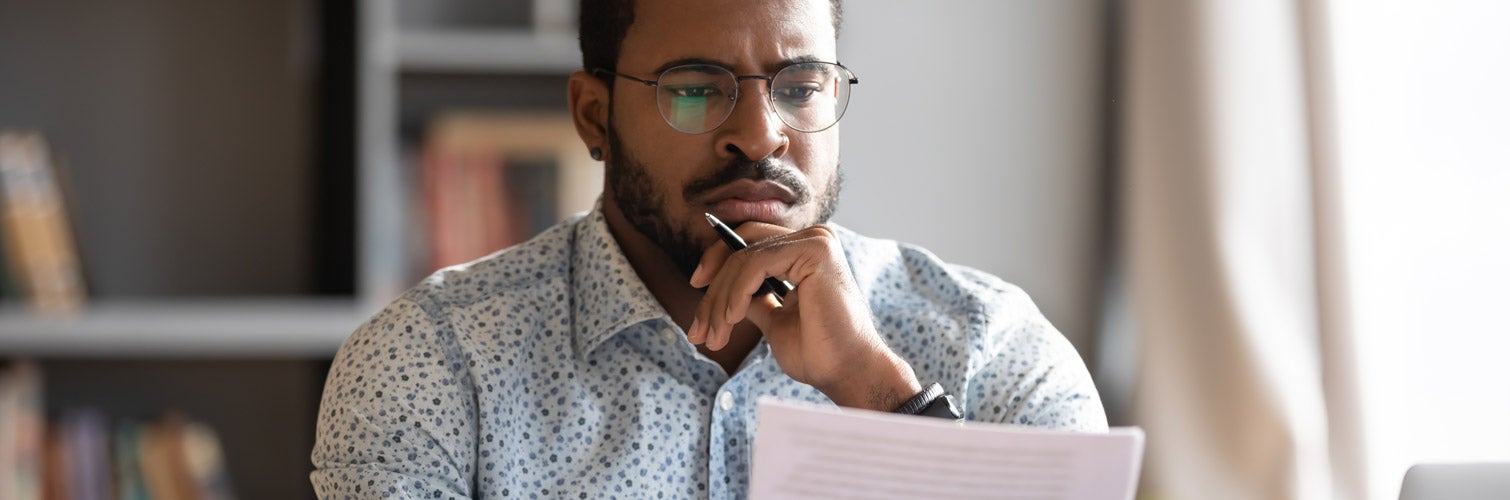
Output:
[714, 79, 789, 161]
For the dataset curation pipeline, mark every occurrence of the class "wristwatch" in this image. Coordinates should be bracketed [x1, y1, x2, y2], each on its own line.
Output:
[893, 382, 963, 420]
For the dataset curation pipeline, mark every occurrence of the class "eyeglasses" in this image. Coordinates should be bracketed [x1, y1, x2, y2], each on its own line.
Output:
[593, 62, 858, 134]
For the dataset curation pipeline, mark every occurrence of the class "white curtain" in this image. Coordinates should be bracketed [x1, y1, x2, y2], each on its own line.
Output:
[1118, 0, 1510, 499]
[1118, 0, 1364, 498]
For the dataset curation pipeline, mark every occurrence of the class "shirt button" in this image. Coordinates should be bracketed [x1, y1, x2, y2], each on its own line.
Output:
[719, 391, 735, 411]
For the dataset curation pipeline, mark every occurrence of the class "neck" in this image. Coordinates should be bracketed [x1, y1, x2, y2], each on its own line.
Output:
[599, 194, 764, 375]
[599, 194, 704, 332]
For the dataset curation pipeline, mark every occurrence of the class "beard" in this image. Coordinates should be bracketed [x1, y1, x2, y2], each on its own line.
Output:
[604, 119, 843, 279]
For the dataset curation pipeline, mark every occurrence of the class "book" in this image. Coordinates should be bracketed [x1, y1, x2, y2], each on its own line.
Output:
[420, 129, 520, 271]
[417, 113, 602, 273]
[139, 413, 198, 500]
[181, 420, 234, 500]
[0, 131, 86, 315]
[0, 361, 44, 500]
[114, 414, 234, 500]
[0, 231, 18, 302]
[41, 424, 67, 500]
[59, 409, 112, 500]
[113, 420, 150, 500]
[0, 370, 236, 500]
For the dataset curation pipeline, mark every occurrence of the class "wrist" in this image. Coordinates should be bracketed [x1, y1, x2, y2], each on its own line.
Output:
[818, 349, 921, 411]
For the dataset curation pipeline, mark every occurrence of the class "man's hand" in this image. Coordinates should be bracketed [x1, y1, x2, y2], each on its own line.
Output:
[686, 222, 922, 411]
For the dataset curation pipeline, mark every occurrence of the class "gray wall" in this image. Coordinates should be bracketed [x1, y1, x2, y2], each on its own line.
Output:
[836, 2, 1108, 352]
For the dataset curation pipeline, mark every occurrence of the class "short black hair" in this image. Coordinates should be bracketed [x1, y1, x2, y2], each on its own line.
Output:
[578, 0, 845, 76]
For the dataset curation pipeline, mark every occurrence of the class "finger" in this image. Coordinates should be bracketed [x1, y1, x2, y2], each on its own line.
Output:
[717, 242, 781, 327]
[691, 221, 792, 288]
[705, 253, 750, 351]
[706, 246, 761, 329]
[693, 282, 718, 346]
[700, 283, 721, 349]
[703, 247, 765, 351]
[743, 292, 786, 334]
[732, 221, 794, 243]
[707, 293, 784, 353]
[705, 263, 750, 351]
[686, 315, 704, 344]
[689, 240, 731, 288]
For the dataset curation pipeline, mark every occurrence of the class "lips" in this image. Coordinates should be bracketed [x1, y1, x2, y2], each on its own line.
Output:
[697, 180, 799, 224]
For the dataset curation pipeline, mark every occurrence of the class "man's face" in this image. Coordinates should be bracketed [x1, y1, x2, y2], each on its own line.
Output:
[604, 0, 844, 276]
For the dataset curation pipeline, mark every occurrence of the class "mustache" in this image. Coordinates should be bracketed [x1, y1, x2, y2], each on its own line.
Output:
[682, 156, 811, 204]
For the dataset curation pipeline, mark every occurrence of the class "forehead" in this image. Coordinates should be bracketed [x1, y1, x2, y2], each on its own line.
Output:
[618, 0, 836, 73]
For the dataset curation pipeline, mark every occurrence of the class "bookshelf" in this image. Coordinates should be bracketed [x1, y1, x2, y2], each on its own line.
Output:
[0, 0, 584, 497]
[0, 300, 366, 357]
[358, 0, 587, 309]
[0, 0, 585, 353]
[396, 29, 582, 73]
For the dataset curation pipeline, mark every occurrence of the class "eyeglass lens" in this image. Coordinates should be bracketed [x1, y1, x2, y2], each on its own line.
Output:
[655, 63, 852, 134]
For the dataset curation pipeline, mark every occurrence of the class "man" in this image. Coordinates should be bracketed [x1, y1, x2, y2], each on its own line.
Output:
[311, 0, 1106, 498]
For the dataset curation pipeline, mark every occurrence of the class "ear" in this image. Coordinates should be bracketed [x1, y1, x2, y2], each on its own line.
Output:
[568, 70, 611, 161]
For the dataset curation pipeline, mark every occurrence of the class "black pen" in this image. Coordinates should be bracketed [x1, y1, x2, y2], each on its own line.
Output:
[703, 213, 793, 300]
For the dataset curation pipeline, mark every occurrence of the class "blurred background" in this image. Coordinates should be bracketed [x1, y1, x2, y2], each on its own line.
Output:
[0, 1, 1505, 498]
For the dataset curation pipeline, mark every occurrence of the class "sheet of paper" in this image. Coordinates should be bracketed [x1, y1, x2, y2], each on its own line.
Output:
[750, 398, 1144, 500]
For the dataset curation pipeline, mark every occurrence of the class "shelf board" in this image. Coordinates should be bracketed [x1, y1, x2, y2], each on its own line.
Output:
[0, 299, 375, 358]
[396, 29, 581, 74]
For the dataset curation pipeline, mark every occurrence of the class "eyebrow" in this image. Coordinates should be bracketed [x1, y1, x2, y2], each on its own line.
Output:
[651, 55, 829, 75]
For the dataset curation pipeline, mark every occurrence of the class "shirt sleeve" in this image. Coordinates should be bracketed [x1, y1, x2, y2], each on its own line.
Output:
[964, 288, 1109, 433]
[310, 293, 479, 499]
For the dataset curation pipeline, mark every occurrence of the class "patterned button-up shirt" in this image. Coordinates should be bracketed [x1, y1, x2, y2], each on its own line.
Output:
[310, 205, 1107, 499]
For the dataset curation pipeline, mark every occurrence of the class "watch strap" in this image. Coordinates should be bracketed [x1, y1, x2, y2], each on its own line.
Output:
[893, 382, 944, 416]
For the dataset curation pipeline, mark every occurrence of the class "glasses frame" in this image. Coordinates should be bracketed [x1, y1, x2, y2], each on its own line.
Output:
[592, 62, 859, 134]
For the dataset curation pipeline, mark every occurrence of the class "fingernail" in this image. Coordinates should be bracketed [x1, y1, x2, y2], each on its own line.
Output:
[689, 262, 704, 285]
[688, 317, 702, 343]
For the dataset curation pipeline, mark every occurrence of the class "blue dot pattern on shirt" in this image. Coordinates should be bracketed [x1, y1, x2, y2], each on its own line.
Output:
[310, 204, 1107, 499]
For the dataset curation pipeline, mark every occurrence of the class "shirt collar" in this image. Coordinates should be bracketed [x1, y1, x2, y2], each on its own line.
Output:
[570, 201, 673, 355]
